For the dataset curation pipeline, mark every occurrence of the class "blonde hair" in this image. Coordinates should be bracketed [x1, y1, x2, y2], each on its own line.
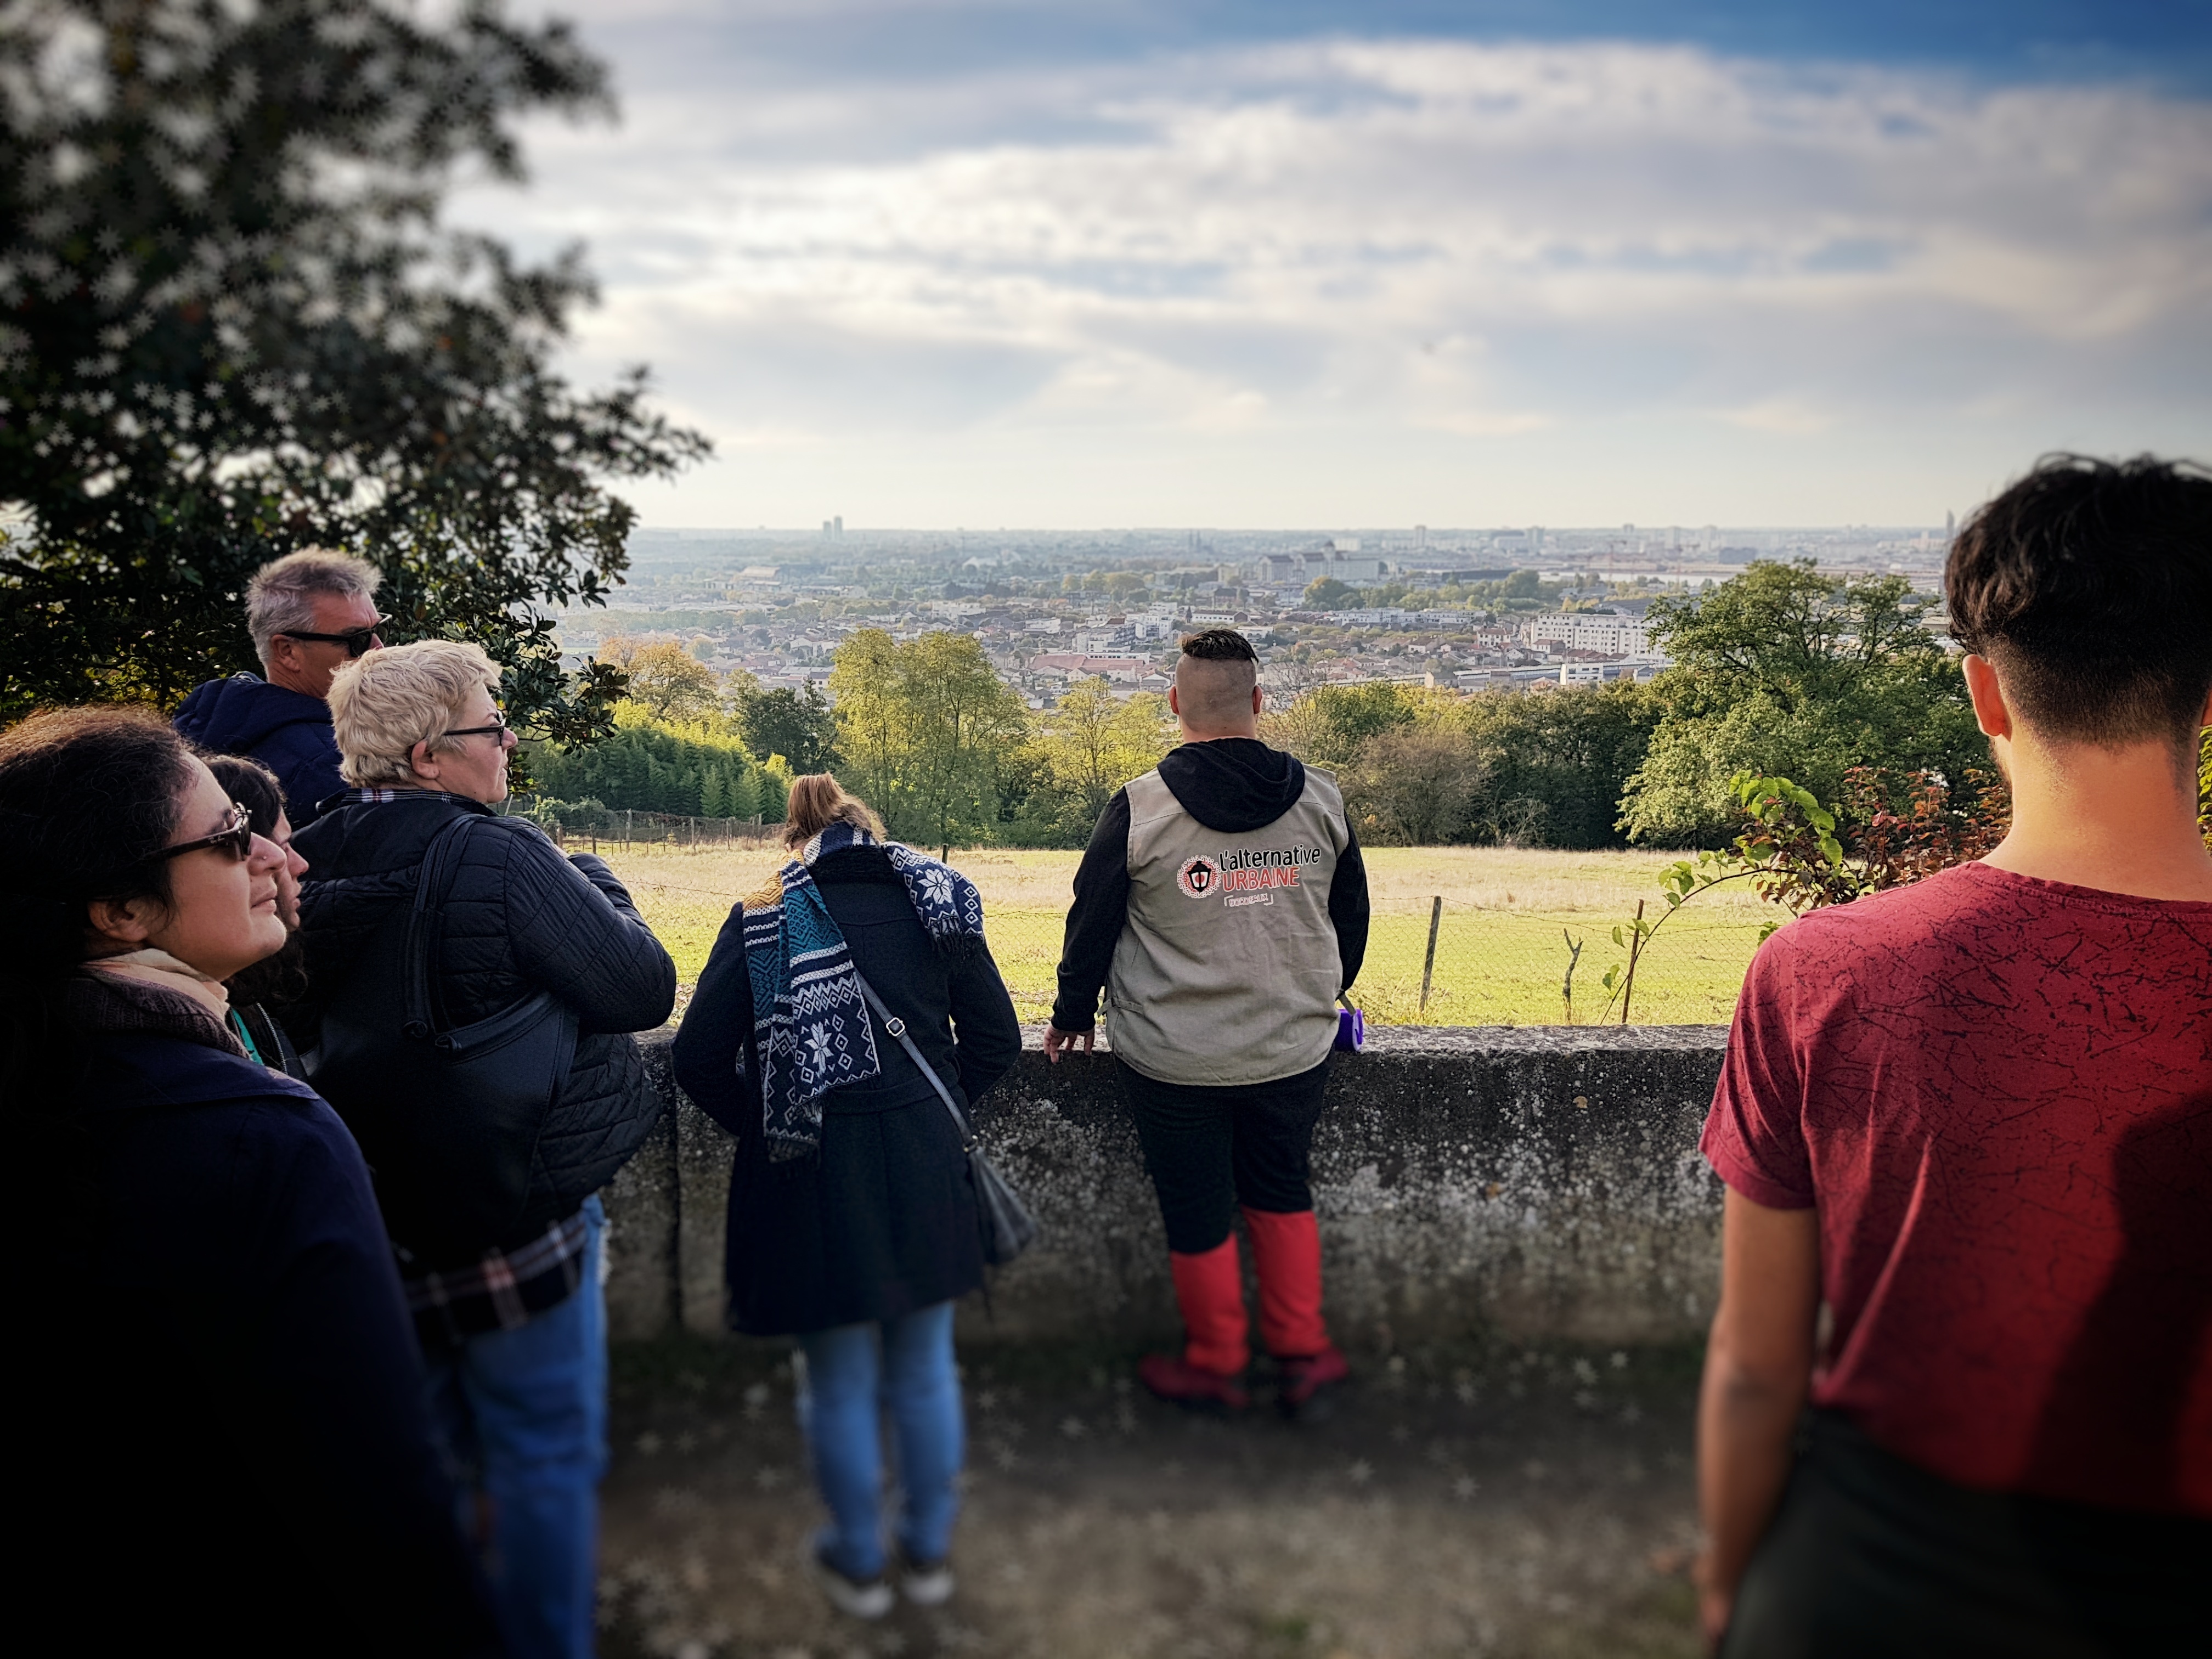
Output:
[782, 774, 884, 849]
[247, 549, 382, 665]
[329, 640, 502, 787]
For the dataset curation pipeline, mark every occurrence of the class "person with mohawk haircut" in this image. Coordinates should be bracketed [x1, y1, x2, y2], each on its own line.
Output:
[1047, 628, 1370, 1418]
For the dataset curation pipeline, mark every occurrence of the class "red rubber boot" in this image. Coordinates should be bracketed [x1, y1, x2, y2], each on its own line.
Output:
[1137, 1236, 1250, 1409]
[1243, 1206, 1349, 1419]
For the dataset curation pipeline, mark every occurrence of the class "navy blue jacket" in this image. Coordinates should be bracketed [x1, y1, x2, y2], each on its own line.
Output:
[174, 672, 346, 826]
[673, 844, 1023, 1335]
[24, 977, 498, 1656]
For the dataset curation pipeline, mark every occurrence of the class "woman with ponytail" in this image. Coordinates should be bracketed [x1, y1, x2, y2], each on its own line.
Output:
[674, 775, 1022, 1620]
[2, 708, 495, 1657]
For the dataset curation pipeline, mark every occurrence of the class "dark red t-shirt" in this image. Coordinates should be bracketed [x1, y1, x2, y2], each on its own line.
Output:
[1702, 861, 2212, 1515]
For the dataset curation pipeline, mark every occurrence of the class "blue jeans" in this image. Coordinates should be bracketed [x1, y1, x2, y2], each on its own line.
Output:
[425, 1196, 608, 1659]
[797, 1301, 964, 1581]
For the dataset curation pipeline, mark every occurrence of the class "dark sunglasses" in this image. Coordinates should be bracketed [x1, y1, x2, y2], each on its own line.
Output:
[153, 802, 255, 865]
[442, 711, 511, 741]
[277, 614, 390, 657]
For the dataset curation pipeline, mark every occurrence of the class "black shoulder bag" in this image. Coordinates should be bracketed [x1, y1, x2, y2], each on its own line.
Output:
[308, 817, 579, 1260]
[851, 971, 1039, 1266]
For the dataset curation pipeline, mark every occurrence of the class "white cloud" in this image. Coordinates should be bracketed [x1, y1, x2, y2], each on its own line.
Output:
[453, 35, 2212, 524]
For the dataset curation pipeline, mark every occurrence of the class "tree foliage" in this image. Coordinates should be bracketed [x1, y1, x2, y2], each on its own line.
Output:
[523, 705, 787, 822]
[1266, 678, 1658, 849]
[1619, 561, 1981, 844]
[827, 629, 1029, 847]
[736, 681, 837, 774]
[0, 0, 709, 733]
[596, 636, 720, 724]
[1012, 675, 1173, 840]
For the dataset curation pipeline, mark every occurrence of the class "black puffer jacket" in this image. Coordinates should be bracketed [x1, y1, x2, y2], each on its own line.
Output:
[292, 792, 676, 1262]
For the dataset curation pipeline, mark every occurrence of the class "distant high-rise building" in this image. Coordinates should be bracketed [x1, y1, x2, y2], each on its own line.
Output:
[1415, 524, 1428, 550]
[834, 515, 844, 535]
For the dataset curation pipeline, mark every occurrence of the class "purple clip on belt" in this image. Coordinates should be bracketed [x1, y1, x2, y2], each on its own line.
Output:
[1335, 1004, 1365, 1053]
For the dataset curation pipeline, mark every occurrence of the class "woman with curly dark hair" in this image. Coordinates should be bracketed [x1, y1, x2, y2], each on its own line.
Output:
[3, 707, 495, 1658]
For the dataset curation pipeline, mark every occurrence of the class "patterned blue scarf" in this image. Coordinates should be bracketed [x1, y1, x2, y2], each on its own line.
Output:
[741, 822, 986, 1159]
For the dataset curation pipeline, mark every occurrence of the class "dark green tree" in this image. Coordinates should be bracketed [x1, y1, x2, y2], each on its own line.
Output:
[736, 682, 837, 772]
[0, 0, 710, 736]
[1619, 561, 1982, 844]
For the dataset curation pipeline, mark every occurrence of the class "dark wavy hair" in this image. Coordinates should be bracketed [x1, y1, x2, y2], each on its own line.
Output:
[0, 708, 196, 1189]
[1947, 454, 2212, 747]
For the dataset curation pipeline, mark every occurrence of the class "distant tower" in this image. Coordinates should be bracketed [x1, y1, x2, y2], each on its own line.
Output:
[834, 515, 844, 536]
[1944, 509, 1955, 538]
[1415, 524, 1428, 551]
[822, 520, 833, 535]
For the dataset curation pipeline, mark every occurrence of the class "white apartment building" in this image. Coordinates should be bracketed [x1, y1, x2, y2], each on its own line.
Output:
[1523, 612, 1654, 657]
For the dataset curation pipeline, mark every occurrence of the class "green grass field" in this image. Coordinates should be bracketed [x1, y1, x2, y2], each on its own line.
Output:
[595, 842, 1783, 1026]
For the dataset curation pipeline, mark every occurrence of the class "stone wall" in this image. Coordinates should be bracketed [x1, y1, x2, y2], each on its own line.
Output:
[602, 1026, 1729, 1349]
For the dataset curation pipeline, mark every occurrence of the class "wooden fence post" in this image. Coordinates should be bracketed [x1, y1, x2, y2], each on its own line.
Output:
[1419, 895, 1442, 1013]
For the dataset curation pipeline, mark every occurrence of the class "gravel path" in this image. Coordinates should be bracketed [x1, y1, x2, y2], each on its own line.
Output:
[599, 1337, 1707, 1659]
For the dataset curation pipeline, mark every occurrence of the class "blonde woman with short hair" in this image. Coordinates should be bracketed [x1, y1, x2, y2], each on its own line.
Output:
[293, 640, 678, 1659]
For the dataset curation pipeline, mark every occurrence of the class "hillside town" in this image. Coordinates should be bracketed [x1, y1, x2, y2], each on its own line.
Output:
[554, 522, 1956, 707]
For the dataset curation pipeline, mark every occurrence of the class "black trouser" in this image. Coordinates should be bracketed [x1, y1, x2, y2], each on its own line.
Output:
[1116, 1057, 1332, 1255]
[1724, 1410, 2211, 1658]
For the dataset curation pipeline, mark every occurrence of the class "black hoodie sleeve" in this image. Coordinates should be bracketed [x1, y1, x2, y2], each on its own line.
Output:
[1049, 788, 1132, 1032]
[1330, 822, 1370, 994]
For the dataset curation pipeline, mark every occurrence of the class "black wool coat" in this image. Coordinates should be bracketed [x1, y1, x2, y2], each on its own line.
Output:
[672, 844, 1023, 1336]
[292, 792, 676, 1264]
[24, 974, 498, 1657]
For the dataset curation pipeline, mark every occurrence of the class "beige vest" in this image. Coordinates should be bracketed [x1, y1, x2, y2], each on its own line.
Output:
[1104, 765, 1348, 1086]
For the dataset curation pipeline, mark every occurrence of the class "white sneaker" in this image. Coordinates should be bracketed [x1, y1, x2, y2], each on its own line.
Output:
[810, 1548, 895, 1620]
[900, 1553, 956, 1607]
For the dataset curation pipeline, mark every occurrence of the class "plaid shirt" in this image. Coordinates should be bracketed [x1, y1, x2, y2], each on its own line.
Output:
[405, 1207, 591, 1348]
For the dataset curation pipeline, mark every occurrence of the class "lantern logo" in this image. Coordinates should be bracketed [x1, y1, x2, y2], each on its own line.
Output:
[1176, 856, 1219, 899]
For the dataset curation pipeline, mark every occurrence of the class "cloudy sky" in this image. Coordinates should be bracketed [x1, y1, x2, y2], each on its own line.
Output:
[461, 1, 2212, 529]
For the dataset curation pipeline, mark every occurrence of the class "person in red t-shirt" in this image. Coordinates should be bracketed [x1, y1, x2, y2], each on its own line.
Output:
[1694, 455, 2212, 1657]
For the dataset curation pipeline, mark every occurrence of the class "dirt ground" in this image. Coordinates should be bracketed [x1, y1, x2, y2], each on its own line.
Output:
[597, 1336, 1708, 1659]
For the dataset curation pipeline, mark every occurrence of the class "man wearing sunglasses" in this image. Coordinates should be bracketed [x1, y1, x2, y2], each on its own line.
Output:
[176, 549, 387, 830]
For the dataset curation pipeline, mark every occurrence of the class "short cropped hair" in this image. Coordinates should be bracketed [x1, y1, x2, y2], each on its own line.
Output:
[1180, 627, 1259, 664]
[1946, 455, 2212, 747]
[328, 640, 501, 787]
[246, 549, 382, 667]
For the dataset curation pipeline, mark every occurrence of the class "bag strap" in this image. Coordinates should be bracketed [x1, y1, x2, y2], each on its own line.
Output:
[851, 969, 975, 1151]
[399, 816, 477, 1041]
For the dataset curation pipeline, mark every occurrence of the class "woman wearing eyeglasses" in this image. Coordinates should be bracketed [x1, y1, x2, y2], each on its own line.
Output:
[290, 639, 676, 1659]
[1, 707, 498, 1656]
[206, 753, 314, 1077]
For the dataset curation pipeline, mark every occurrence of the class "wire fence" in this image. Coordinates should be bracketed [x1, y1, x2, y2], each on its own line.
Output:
[972, 899, 1761, 1028]
[506, 804, 782, 850]
[601, 843, 1766, 1028]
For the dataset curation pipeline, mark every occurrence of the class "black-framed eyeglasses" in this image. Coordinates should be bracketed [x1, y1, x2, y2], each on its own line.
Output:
[442, 712, 511, 741]
[153, 802, 255, 865]
[276, 615, 390, 658]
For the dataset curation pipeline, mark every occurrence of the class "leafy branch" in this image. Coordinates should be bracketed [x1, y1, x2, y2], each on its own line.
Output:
[1599, 765, 2010, 1021]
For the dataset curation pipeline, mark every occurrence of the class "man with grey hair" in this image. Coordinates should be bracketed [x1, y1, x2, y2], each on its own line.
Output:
[175, 549, 386, 827]
[1047, 628, 1370, 1419]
